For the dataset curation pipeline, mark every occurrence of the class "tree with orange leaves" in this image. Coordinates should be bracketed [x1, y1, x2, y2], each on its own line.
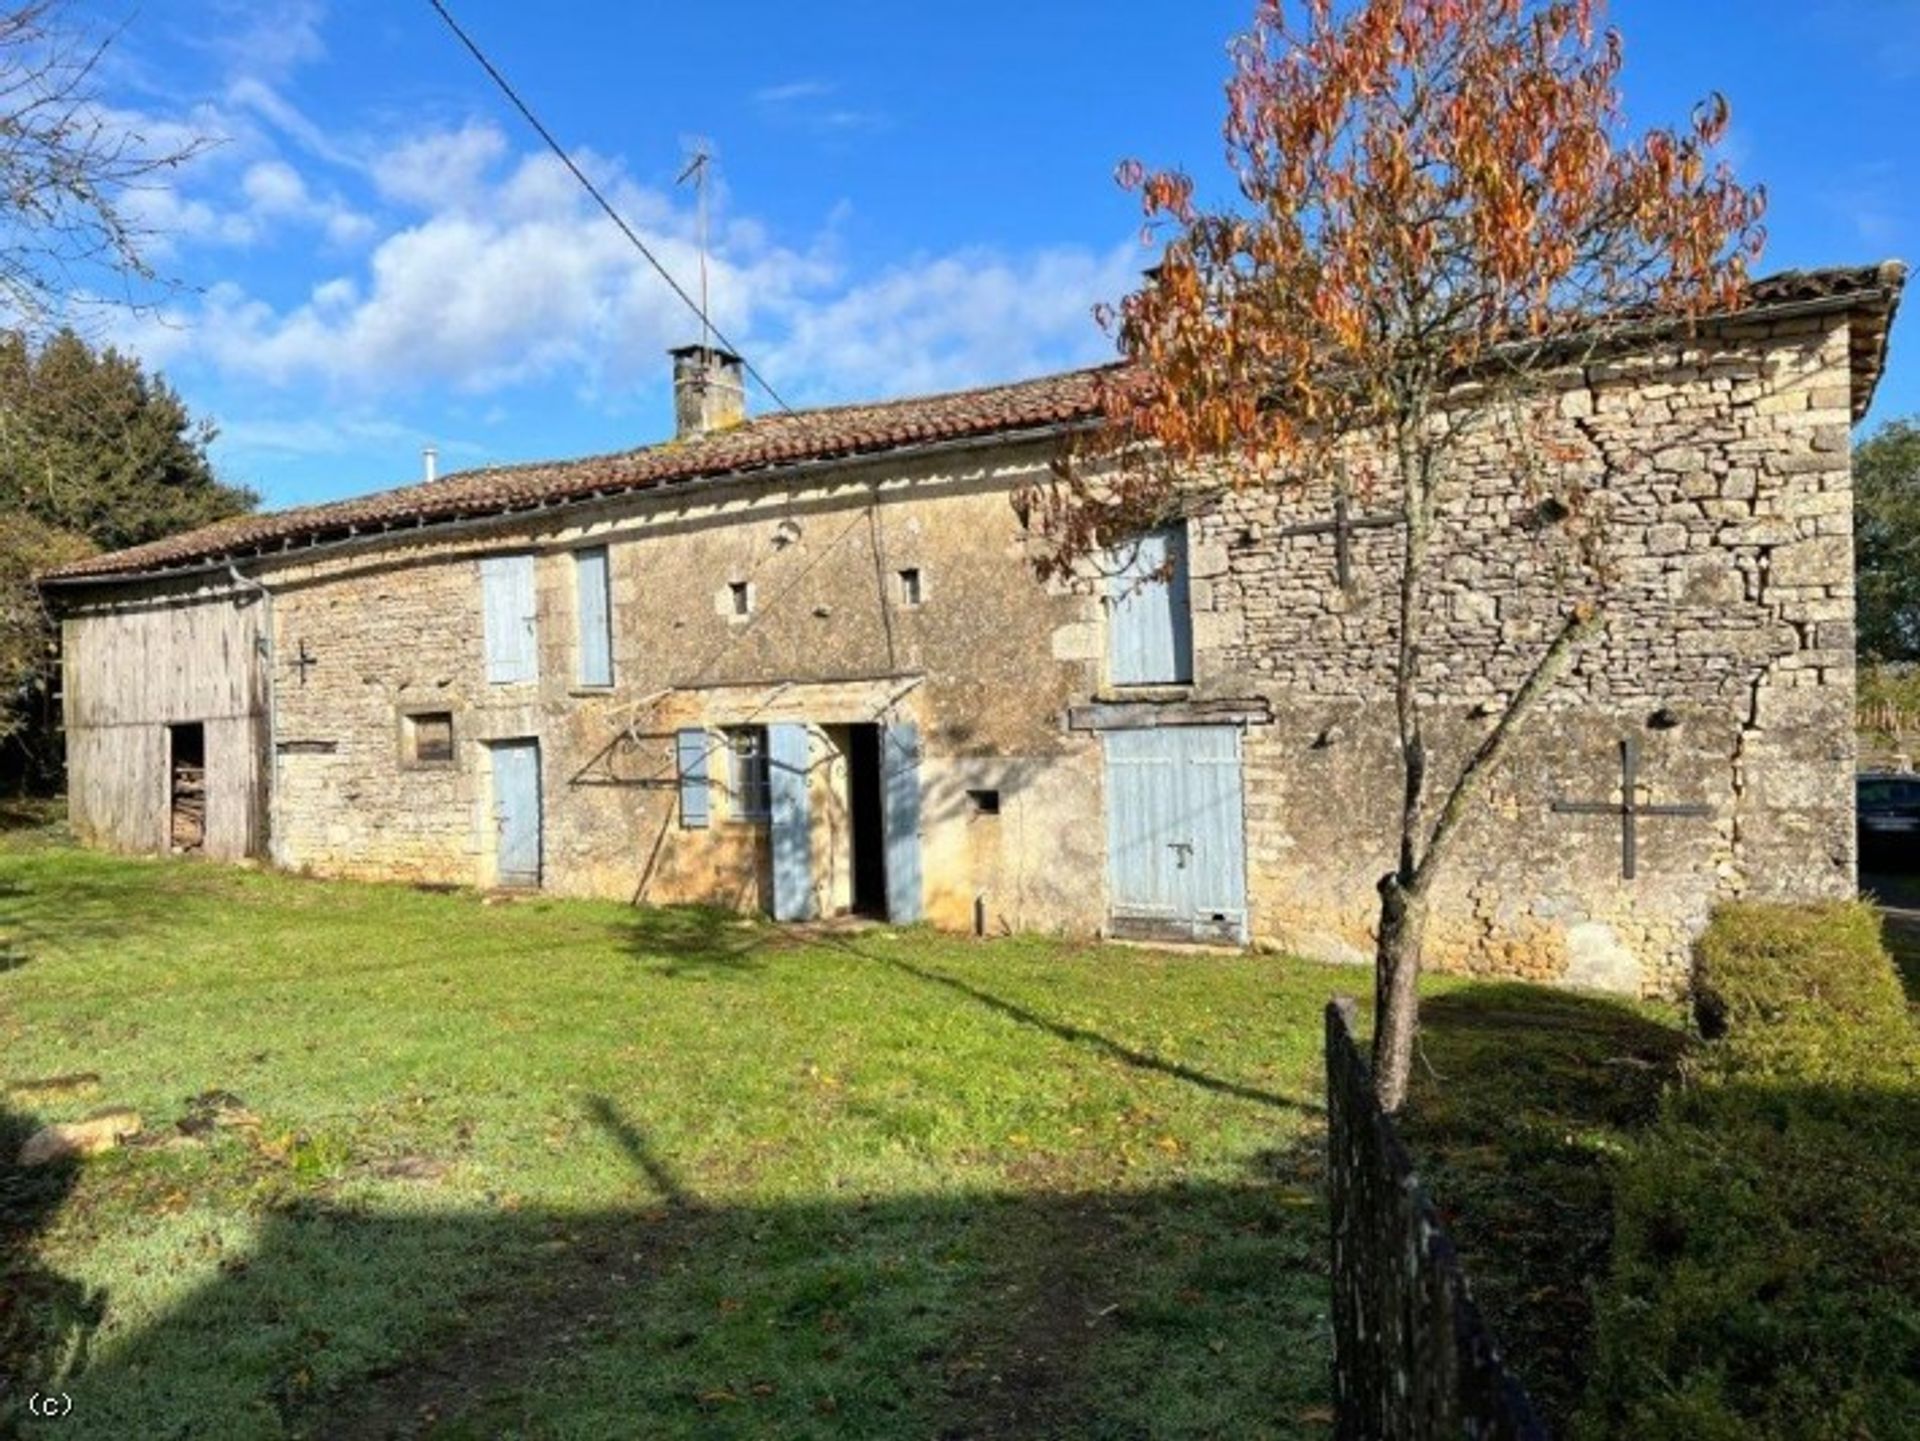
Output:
[1029, 0, 1765, 1110]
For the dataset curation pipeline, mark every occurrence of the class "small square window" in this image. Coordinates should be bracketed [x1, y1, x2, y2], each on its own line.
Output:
[727, 726, 771, 820]
[404, 712, 454, 765]
[898, 567, 923, 607]
[967, 788, 1001, 816]
[728, 580, 751, 618]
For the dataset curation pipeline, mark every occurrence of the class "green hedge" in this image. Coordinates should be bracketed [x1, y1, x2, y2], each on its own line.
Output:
[1579, 903, 1920, 1440]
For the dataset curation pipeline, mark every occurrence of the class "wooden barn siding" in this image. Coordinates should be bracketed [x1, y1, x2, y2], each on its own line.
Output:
[62, 589, 269, 861]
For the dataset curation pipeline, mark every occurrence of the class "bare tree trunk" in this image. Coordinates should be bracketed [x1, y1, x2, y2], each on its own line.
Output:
[1373, 425, 1433, 1111]
[1371, 871, 1428, 1112]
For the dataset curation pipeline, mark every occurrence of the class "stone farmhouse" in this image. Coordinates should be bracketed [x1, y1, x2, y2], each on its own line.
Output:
[41, 262, 1905, 996]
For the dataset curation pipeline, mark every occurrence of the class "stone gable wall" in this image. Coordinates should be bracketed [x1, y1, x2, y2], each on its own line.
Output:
[1182, 311, 1857, 992]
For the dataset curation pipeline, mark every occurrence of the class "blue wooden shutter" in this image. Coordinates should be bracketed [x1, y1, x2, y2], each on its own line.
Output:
[575, 547, 612, 687]
[1107, 525, 1192, 686]
[769, 723, 814, 920]
[481, 555, 538, 684]
[676, 728, 709, 829]
[881, 721, 923, 924]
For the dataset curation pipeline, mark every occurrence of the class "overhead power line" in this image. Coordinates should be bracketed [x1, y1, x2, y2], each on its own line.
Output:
[424, 0, 794, 414]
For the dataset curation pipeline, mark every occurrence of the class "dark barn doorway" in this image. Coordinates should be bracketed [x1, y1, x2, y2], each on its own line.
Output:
[847, 724, 887, 917]
[168, 722, 206, 853]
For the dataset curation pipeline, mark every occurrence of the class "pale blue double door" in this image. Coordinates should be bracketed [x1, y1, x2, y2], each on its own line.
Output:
[1104, 726, 1248, 943]
[768, 721, 922, 925]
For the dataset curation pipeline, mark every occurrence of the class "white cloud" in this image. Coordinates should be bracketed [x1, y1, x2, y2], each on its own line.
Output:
[751, 77, 887, 136]
[240, 159, 374, 244]
[141, 147, 830, 399]
[152, 174, 1126, 406]
[96, 13, 1127, 419]
[225, 76, 359, 169]
[204, 0, 328, 83]
[753, 79, 834, 105]
[371, 122, 511, 211]
[764, 244, 1134, 400]
[241, 159, 309, 216]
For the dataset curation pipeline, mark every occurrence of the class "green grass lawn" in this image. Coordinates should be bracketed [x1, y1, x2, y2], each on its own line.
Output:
[2, 826, 1343, 1440]
[0, 817, 1686, 1439]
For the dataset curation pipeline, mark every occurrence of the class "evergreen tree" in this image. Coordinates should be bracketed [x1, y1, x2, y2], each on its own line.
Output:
[1855, 418, 1920, 664]
[0, 330, 253, 786]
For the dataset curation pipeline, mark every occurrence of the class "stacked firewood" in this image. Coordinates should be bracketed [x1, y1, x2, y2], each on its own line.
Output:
[171, 766, 206, 851]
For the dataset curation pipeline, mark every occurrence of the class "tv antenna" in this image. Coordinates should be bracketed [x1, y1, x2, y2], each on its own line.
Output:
[676, 141, 713, 354]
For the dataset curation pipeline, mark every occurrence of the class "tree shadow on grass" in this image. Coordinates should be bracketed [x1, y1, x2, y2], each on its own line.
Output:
[1394, 982, 1686, 1434]
[0, 852, 214, 974]
[38, 1099, 1334, 1441]
[820, 936, 1321, 1117]
[621, 903, 782, 981]
[618, 909, 1318, 1116]
[0, 1102, 103, 1427]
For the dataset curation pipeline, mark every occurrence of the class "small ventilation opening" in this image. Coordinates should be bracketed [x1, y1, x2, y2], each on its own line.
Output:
[898, 567, 923, 607]
[967, 788, 1001, 817]
[729, 580, 751, 617]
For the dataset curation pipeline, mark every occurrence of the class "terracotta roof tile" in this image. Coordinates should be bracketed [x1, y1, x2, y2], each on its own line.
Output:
[43, 366, 1114, 582]
[43, 261, 1905, 585]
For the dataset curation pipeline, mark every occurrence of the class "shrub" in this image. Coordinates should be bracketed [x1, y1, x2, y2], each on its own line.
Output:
[1579, 902, 1920, 1440]
[1692, 902, 1909, 1060]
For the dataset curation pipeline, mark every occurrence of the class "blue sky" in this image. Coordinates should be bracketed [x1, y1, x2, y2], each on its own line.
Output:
[91, 0, 1920, 510]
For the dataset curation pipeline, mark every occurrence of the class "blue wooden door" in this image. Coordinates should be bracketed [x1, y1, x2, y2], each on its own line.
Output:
[881, 721, 923, 924]
[1104, 726, 1246, 942]
[491, 739, 542, 888]
[768, 723, 814, 921]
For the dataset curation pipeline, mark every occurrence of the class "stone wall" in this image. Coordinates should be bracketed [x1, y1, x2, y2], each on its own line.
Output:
[258, 445, 1108, 937]
[1183, 311, 1858, 992]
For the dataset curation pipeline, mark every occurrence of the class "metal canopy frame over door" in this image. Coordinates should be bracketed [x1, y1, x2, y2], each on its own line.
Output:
[1103, 725, 1249, 944]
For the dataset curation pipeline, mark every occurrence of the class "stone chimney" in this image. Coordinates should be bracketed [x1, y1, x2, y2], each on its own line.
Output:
[670, 344, 746, 440]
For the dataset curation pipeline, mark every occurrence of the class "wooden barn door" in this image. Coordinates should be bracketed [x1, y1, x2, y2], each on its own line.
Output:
[1104, 726, 1247, 943]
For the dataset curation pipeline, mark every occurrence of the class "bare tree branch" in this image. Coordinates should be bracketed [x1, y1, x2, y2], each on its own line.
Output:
[0, 0, 211, 338]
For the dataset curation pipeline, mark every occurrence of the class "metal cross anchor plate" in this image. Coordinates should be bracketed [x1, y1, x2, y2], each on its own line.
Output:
[1275, 488, 1403, 589]
[1551, 735, 1712, 880]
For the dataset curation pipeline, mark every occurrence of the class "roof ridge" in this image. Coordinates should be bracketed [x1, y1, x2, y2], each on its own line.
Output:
[416, 361, 1123, 491]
